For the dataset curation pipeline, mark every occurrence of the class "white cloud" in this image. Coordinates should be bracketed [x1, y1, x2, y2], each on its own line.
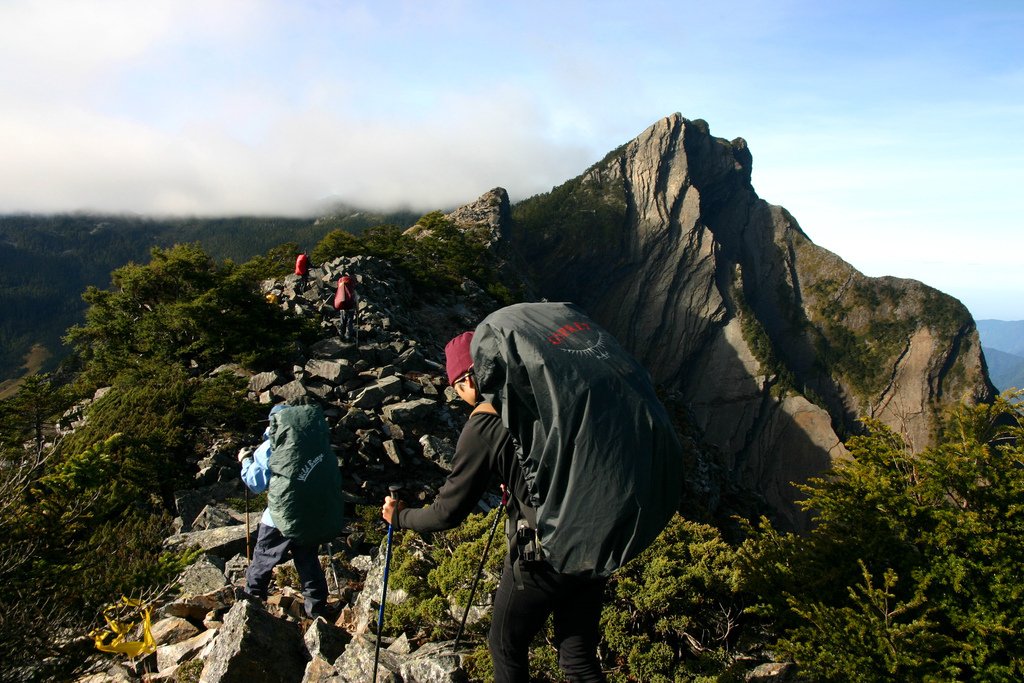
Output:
[0, 0, 1020, 320]
[0, 81, 596, 215]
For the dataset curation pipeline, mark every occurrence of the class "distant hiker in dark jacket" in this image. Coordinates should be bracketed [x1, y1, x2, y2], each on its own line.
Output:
[333, 274, 358, 342]
[239, 401, 342, 619]
[382, 332, 608, 682]
[295, 252, 310, 292]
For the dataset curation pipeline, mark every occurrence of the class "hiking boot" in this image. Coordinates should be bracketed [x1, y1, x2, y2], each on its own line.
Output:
[233, 586, 261, 604]
[308, 601, 342, 622]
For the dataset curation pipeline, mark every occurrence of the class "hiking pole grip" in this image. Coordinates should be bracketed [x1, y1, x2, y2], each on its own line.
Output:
[373, 485, 401, 682]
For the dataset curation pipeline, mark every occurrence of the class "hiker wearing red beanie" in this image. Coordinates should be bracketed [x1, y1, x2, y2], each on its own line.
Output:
[383, 329, 607, 682]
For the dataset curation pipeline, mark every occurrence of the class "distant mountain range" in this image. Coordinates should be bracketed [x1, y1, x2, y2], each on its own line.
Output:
[977, 319, 1024, 392]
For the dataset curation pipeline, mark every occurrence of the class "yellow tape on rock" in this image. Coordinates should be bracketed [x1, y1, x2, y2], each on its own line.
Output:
[90, 597, 156, 659]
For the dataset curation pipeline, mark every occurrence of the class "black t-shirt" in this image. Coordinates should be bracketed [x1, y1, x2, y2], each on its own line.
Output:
[395, 411, 529, 533]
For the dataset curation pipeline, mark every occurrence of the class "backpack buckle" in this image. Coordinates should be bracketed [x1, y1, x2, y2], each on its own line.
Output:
[515, 519, 541, 563]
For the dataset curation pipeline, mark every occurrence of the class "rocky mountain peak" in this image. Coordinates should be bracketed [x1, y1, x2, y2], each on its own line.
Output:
[508, 113, 994, 530]
[445, 187, 510, 245]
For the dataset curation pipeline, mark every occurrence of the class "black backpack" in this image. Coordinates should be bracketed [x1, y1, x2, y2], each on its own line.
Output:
[471, 302, 683, 577]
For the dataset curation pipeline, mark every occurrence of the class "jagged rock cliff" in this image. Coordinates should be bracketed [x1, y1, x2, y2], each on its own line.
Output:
[502, 113, 995, 529]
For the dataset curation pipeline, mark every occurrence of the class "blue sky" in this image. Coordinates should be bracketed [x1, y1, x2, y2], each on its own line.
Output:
[1, 0, 1021, 319]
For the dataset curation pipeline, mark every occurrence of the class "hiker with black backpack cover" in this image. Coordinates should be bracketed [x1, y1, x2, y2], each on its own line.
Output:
[239, 399, 346, 619]
[382, 302, 682, 682]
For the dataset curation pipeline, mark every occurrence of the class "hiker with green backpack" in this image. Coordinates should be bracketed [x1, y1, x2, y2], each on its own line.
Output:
[239, 399, 345, 619]
[382, 302, 683, 682]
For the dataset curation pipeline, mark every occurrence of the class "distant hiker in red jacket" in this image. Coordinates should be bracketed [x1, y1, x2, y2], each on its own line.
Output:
[295, 252, 310, 293]
[333, 274, 358, 342]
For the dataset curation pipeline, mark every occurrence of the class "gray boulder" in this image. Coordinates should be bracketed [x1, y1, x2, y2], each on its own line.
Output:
[199, 599, 309, 683]
[309, 338, 357, 360]
[249, 370, 285, 394]
[157, 628, 217, 674]
[398, 641, 467, 683]
[164, 521, 256, 560]
[161, 587, 234, 622]
[330, 635, 400, 682]
[150, 616, 201, 647]
[304, 618, 350, 664]
[273, 380, 309, 402]
[419, 435, 454, 467]
[305, 359, 353, 384]
[174, 482, 240, 533]
[177, 554, 230, 597]
[192, 505, 241, 531]
[382, 398, 437, 425]
[352, 376, 403, 409]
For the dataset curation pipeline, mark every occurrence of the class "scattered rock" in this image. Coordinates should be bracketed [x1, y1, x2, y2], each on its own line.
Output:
[155, 628, 217, 673]
[150, 616, 201, 647]
[177, 554, 230, 597]
[198, 599, 309, 683]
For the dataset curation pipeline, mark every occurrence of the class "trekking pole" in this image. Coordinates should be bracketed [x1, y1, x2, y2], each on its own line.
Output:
[244, 486, 251, 563]
[373, 485, 400, 683]
[327, 541, 343, 602]
[455, 488, 507, 649]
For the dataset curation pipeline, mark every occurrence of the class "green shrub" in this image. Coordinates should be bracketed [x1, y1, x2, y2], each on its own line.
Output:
[383, 507, 506, 642]
[382, 509, 753, 681]
[312, 229, 363, 263]
[312, 216, 518, 306]
[739, 396, 1024, 681]
[602, 516, 749, 682]
[65, 243, 307, 387]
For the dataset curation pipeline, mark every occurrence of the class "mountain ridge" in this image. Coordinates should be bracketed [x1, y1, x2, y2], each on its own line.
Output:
[0, 114, 996, 530]
[981, 345, 1024, 393]
[502, 113, 994, 527]
[977, 318, 1024, 357]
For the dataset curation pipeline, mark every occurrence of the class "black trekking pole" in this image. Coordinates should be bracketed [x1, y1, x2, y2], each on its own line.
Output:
[244, 486, 251, 563]
[455, 488, 507, 649]
[373, 485, 400, 682]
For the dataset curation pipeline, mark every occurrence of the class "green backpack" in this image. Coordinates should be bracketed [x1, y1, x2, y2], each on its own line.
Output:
[267, 403, 345, 545]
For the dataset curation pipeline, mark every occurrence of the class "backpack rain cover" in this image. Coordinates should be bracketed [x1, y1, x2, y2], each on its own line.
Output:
[267, 403, 345, 545]
[471, 302, 683, 577]
[334, 278, 356, 310]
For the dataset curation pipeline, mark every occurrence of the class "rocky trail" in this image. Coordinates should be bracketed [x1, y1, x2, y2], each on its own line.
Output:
[75, 255, 502, 683]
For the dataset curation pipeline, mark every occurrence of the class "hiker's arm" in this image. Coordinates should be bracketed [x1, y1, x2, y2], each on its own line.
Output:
[393, 414, 502, 532]
[241, 440, 271, 493]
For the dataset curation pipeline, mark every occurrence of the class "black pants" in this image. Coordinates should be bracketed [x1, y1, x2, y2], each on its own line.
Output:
[245, 524, 328, 618]
[488, 559, 607, 683]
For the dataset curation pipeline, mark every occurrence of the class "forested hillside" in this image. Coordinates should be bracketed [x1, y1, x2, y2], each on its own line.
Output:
[0, 210, 418, 382]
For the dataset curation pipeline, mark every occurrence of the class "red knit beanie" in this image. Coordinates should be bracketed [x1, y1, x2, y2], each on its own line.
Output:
[445, 331, 474, 386]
